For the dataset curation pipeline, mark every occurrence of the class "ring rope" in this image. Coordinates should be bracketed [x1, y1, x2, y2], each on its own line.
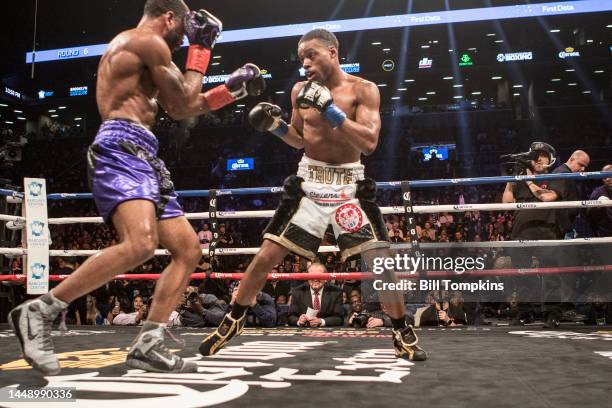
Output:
[1, 264, 611, 283]
[0, 237, 609, 258]
[24, 200, 612, 226]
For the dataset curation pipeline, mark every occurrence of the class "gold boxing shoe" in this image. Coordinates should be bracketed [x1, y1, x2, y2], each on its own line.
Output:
[392, 325, 428, 361]
[199, 312, 246, 356]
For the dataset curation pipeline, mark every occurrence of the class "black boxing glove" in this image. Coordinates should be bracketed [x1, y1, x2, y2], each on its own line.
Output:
[248, 103, 289, 138]
[204, 64, 266, 111]
[297, 81, 346, 129]
[184, 9, 222, 74]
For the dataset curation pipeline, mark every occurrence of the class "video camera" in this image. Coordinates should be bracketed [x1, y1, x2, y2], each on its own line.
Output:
[499, 142, 556, 176]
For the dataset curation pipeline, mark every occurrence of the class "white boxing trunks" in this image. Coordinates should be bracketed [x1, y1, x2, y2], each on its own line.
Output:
[263, 155, 390, 260]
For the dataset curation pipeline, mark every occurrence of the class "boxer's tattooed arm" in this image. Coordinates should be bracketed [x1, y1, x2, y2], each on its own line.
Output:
[136, 34, 212, 120]
[279, 82, 306, 149]
[334, 80, 381, 156]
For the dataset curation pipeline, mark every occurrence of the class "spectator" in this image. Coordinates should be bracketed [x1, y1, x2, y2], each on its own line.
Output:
[198, 222, 213, 250]
[551, 150, 590, 238]
[586, 164, 612, 237]
[112, 295, 146, 326]
[230, 284, 277, 327]
[288, 263, 344, 327]
[420, 221, 436, 242]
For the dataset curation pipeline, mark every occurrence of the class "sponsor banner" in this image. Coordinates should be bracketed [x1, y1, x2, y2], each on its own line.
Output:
[558, 46, 580, 59]
[497, 51, 533, 62]
[24, 178, 49, 294]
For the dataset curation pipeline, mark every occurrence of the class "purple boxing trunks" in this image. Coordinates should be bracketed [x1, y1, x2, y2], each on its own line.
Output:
[87, 119, 183, 223]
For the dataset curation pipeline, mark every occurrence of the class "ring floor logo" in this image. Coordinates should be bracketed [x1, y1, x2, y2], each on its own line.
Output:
[0, 341, 413, 407]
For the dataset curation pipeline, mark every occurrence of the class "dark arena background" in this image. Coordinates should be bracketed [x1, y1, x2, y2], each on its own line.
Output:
[0, 1, 611, 407]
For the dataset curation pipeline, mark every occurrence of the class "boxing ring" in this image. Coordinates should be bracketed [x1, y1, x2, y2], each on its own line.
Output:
[0, 171, 611, 407]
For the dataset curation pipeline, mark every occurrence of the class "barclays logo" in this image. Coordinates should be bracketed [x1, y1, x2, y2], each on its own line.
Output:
[30, 221, 45, 236]
[30, 262, 47, 279]
[28, 182, 43, 197]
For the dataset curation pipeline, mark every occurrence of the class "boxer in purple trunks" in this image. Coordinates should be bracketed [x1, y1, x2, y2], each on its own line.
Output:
[9, 0, 264, 375]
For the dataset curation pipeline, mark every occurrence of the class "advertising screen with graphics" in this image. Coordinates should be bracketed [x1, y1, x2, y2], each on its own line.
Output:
[227, 158, 255, 171]
[421, 146, 449, 161]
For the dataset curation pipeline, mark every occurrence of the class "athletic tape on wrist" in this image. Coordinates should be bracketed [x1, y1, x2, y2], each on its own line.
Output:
[322, 103, 347, 129]
[271, 120, 289, 138]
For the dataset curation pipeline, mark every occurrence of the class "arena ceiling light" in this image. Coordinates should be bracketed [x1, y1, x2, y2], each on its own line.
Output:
[397, 88, 408, 91]
[404, 79, 415, 83]
[448, 49, 454, 52]
[453, 95, 463, 99]
[607, 24, 612, 28]
[567, 83, 577, 86]
[14, 110, 22, 113]
[513, 93, 520, 96]
[5, 121, 14, 124]
[594, 70, 604, 73]
[377, 84, 387, 87]
[421, 45, 430, 48]
[513, 84, 523, 88]
[550, 29, 561, 32]
[17, 117, 26, 121]
[213, 55, 221, 59]
[236, 104, 245, 107]
[586, 39, 594, 43]
[371, 42, 381, 45]
[546, 90, 556, 93]
[58, 106, 66, 109]
[382, 48, 391, 51]
[491, 76, 503, 80]
[48, 109, 56, 113]
[426, 91, 436, 95]
[486, 33, 496, 37]
[275, 91, 285, 94]
[443, 76, 454, 80]
[51, 114, 58, 118]
[582, 90, 592, 94]
[471, 91, 482, 95]
[0, 103, 7, 107]
[566, 69, 575, 72]
[453, 84, 463, 88]
[74, 117, 82, 121]
[418, 97, 428, 101]
[391, 96, 400, 100]
[468, 47, 477, 51]
[495, 40, 504, 43]
[551, 78, 561, 82]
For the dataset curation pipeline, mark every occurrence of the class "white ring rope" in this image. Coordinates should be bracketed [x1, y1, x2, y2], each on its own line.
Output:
[9, 199, 609, 225]
[0, 237, 610, 257]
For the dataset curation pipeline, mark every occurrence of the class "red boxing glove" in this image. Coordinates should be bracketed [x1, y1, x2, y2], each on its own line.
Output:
[186, 45, 211, 75]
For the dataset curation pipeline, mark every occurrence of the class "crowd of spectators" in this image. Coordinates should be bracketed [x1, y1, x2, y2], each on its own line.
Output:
[2, 106, 610, 328]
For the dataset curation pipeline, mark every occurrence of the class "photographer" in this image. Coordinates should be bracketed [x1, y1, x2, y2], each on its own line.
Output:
[345, 296, 389, 328]
[502, 143, 566, 240]
[178, 286, 228, 327]
[230, 284, 277, 328]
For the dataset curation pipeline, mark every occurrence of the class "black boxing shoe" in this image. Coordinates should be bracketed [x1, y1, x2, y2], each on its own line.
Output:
[199, 312, 246, 356]
[392, 325, 427, 361]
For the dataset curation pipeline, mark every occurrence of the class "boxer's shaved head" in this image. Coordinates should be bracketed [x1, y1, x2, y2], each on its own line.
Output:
[144, 0, 189, 20]
[299, 29, 339, 52]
